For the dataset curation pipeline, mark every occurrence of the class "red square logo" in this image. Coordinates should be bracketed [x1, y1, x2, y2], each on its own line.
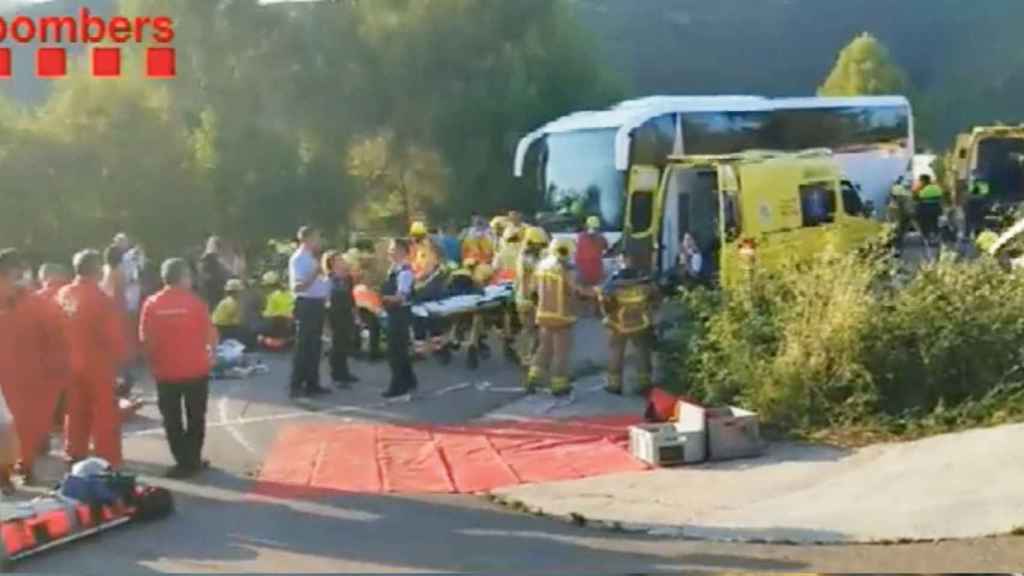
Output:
[92, 47, 121, 78]
[0, 49, 10, 78]
[37, 47, 66, 78]
[146, 47, 175, 78]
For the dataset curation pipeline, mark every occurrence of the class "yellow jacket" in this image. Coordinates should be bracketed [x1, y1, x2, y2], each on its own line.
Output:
[212, 295, 242, 327]
[263, 289, 295, 318]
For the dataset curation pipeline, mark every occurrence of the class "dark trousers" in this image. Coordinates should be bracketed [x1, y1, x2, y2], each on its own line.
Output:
[290, 297, 325, 392]
[329, 319, 355, 382]
[386, 306, 418, 393]
[916, 202, 941, 240]
[156, 379, 209, 469]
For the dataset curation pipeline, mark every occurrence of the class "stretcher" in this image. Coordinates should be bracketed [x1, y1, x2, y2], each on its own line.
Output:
[0, 460, 173, 568]
[411, 283, 515, 319]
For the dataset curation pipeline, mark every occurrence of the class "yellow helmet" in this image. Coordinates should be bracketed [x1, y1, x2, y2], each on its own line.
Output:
[524, 226, 548, 247]
[502, 225, 522, 243]
[549, 237, 575, 260]
[585, 215, 601, 231]
[409, 221, 428, 237]
[225, 278, 245, 293]
[490, 216, 508, 231]
[261, 271, 280, 286]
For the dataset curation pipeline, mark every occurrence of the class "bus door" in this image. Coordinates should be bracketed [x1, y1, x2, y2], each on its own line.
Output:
[624, 165, 662, 275]
[660, 165, 720, 281]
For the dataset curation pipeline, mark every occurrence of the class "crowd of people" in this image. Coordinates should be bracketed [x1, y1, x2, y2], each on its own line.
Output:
[0, 210, 670, 489]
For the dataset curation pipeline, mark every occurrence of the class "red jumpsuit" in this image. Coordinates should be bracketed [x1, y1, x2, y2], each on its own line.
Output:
[0, 289, 70, 471]
[56, 279, 128, 467]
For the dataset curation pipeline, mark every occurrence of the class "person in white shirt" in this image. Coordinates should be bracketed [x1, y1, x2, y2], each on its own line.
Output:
[288, 226, 332, 399]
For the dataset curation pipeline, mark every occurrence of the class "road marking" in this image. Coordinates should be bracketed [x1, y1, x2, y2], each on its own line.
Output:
[219, 383, 258, 455]
[126, 377, 524, 438]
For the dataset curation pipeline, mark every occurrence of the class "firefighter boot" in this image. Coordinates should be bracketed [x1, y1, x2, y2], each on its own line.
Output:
[524, 367, 541, 394]
[550, 377, 572, 397]
[605, 374, 623, 396]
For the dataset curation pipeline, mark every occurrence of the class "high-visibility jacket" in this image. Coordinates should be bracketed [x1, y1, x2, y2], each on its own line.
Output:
[535, 256, 576, 328]
[598, 271, 655, 335]
[492, 242, 521, 283]
[461, 229, 494, 264]
[211, 295, 242, 327]
[515, 250, 541, 311]
[263, 289, 295, 318]
[918, 183, 943, 203]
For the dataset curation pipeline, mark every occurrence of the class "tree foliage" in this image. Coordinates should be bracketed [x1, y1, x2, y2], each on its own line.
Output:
[818, 33, 910, 97]
[0, 0, 620, 261]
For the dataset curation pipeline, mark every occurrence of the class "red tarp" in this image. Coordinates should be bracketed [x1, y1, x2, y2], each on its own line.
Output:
[252, 415, 647, 497]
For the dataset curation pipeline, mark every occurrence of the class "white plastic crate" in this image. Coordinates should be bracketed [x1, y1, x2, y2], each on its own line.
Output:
[628, 423, 706, 467]
[676, 400, 763, 462]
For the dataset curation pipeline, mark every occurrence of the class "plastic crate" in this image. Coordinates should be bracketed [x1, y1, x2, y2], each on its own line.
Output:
[628, 423, 706, 467]
[676, 400, 763, 462]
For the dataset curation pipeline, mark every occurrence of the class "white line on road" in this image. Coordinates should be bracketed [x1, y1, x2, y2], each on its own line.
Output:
[219, 382, 258, 455]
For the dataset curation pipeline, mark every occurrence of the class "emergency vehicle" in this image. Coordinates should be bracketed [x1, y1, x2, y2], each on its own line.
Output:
[622, 149, 886, 288]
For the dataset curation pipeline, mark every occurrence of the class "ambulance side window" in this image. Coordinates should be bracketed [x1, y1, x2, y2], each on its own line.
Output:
[841, 181, 865, 216]
[799, 182, 836, 227]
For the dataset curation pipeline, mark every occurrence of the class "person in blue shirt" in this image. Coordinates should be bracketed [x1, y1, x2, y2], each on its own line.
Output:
[436, 221, 462, 266]
[287, 226, 332, 399]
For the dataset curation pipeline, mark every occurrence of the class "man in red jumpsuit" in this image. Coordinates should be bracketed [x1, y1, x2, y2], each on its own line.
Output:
[57, 249, 128, 469]
[36, 262, 72, 440]
[0, 250, 71, 484]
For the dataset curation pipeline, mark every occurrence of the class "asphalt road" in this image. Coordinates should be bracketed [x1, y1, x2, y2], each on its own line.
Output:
[18, 346, 1024, 573]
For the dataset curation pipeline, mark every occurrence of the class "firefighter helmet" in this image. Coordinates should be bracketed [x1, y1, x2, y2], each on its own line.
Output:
[409, 221, 428, 237]
[524, 226, 549, 247]
[549, 237, 575, 260]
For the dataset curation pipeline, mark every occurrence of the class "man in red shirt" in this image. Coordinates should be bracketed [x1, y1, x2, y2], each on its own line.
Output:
[57, 250, 129, 469]
[140, 258, 218, 478]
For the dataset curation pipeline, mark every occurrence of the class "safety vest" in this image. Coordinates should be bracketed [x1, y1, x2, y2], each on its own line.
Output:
[598, 279, 653, 335]
[493, 242, 521, 280]
[535, 256, 576, 328]
[263, 290, 294, 318]
[972, 180, 991, 197]
[515, 251, 540, 311]
[918, 183, 943, 203]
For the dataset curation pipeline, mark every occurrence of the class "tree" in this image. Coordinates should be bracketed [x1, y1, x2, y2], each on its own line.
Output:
[818, 33, 910, 97]
[347, 131, 448, 231]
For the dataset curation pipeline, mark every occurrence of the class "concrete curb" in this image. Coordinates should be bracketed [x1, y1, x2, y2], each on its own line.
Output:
[484, 493, 1024, 546]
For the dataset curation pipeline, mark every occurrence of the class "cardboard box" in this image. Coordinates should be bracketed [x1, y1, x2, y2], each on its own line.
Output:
[675, 400, 763, 462]
[706, 406, 762, 461]
[628, 423, 706, 467]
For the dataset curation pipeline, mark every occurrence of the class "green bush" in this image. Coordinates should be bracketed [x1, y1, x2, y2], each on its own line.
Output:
[665, 250, 1024, 434]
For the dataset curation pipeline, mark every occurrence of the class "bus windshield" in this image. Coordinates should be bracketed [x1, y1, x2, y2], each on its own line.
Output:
[542, 128, 625, 232]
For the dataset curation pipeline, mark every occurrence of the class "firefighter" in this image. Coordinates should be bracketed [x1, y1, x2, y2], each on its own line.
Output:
[57, 250, 129, 469]
[492, 225, 523, 284]
[514, 226, 548, 368]
[527, 237, 588, 396]
[446, 258, 488, 369]
[597, 251, 658, 395]
[490, 216, 510, 252]
[409, 221, 450, 363]
[914, 174, 944, 244]
[965, 169, 992, 239]
[888, 176, 914, 251]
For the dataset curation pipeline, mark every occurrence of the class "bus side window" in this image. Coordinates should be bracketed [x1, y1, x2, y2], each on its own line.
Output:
[629, 190, 655, 235]
[799, 182, 837, 227]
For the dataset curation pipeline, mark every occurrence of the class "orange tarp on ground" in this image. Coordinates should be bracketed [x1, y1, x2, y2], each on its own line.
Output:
[253, 415, 647, 496]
